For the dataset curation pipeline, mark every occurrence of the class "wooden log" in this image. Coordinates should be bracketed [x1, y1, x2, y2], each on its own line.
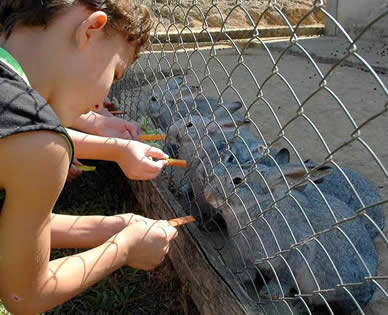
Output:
[130, 176, 260, 315]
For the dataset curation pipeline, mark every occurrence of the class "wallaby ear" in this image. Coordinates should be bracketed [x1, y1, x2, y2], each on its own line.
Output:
[304, 159, 317, 168]
[167, 76, 184, 90]
[267, 165, 310, 194]
[222, 150, 236, 164]
[307, 166, 332, 183]
[276, 165, 332, 192]
[178, 85, 198, 99]
[212, 120, 240, 133]
[225, 101, 243, 113]
[213, 101, 244, 119]
[275, 148, 290, 164]
[212, 114, 249, 133]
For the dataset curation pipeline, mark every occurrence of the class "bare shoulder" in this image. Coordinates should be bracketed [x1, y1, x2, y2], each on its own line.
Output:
[0, 130, 70, 216]
[0, 131, 71, 309]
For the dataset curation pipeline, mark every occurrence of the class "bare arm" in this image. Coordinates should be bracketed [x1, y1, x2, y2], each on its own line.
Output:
[67, 128, 169, 180]
[69, 111, 143, 140]
[50, 213, 154, 249]
[0, 131, 177, 314]
[50, 214, 125, 248]
[70, 111, 103, 135]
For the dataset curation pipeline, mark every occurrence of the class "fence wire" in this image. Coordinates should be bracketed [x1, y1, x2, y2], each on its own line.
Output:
[111, 1, 388, 314]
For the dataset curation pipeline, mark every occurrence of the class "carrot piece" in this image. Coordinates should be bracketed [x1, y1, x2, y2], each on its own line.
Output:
[167, 159, 187, 168]
[168, 216, 196, 227]
[75, 165, 96, 172]
[140, 134, 166, 141]
[110, 110, 126, 115]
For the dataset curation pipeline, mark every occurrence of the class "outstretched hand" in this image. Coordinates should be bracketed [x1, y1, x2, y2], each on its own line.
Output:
[121, 219, 178, 270]
[117, 140, 169, 180]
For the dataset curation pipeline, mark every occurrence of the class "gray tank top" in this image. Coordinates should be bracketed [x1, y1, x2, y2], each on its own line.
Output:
[0, 47, 74, 208]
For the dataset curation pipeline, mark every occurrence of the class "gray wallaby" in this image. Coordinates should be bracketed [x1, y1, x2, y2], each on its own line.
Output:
[204, 162, 377, 313]
[304, 160, 384, 240]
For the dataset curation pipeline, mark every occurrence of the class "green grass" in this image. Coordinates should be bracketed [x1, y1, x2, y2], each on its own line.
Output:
[1, 161, 199, 315]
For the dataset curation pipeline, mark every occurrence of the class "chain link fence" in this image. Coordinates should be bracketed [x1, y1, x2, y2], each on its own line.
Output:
[111, 1, 388, 314]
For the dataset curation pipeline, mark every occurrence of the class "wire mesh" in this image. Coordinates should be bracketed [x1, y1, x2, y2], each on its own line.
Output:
[111, 1, 388, 314]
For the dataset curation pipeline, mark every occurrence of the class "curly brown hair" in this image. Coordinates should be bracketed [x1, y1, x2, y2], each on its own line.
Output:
[0, 0, 152, 59]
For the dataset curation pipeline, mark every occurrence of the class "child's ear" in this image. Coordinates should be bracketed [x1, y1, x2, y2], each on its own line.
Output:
[75, 11, 108, 50]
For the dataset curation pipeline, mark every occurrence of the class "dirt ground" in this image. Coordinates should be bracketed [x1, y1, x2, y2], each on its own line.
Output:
[141, 0, 326, 31]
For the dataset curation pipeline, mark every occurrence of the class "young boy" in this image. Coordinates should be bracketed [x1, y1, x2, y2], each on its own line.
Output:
[0, 1, 178, 314]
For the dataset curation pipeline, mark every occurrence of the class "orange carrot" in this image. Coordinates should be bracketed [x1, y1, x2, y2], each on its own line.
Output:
[140, 134, 166, 141]
[167, 159, 187, 168]
[168, 216, 196, 227]
[110, 110, 126, 115]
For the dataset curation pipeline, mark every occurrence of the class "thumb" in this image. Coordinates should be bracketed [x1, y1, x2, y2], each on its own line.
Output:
[146, 147, 169, 160]
[72, 158, 83, 166]
[122, 130, 132, 140]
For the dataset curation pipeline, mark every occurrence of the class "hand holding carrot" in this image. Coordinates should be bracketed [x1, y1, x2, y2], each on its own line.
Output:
[168, 216, 195, 227]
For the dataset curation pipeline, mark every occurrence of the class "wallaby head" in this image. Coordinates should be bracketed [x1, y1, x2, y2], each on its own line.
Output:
[167, 112, 251, 146]
[167, 115, 208, 145]
[206, 101, 243, 119]
[203, 162, 332, 222]
[138, 76, 199, 114]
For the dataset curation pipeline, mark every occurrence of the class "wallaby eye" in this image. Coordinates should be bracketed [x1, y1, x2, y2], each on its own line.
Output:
[233, 177, 242, 185]
[186, 122, 193, 127]
[227, 155, 234, 163]
[151, 96, 157, 101]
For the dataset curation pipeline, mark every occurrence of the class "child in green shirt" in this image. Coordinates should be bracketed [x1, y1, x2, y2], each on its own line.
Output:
[0, 1, 177, 313]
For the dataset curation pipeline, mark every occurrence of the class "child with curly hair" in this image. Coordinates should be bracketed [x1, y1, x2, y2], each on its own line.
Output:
[0, 1, 178, 313]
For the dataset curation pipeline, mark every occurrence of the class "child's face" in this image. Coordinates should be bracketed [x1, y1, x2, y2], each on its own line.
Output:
[78, 37, 135, 123]
[60, 26, 138, 126]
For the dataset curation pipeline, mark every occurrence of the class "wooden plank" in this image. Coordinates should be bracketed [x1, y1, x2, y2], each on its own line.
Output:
[130, 177, 261, 315]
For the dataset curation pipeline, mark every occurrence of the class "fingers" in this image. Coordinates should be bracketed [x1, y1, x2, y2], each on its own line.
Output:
[72, 158, 82, 166]
[122, 130, 132, 140]
[127, 121, 143, 140]
[138, 218, 178, 241]
[145, 146, 169, 160]
[153, 220, 178, 242]
[130, 159, 167, 180]
[131, 159, 167, 180]
[123, 124, 135, 140]
[66, 163, 82, 182]
[118, 141, 171, 180]
[164, 225, 178, 241]
[123, 218, 178, 270]
[123, 121, 143, 141]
